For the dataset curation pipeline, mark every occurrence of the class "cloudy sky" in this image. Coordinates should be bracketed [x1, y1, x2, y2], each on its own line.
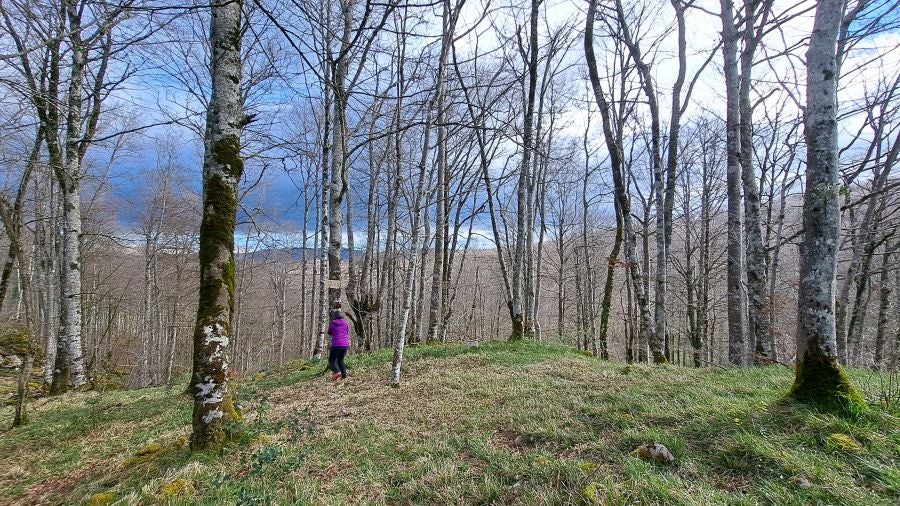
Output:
[90, 0, 899, 250]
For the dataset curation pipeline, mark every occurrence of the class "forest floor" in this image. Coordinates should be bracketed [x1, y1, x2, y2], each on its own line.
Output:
[1, 341, 898, 505]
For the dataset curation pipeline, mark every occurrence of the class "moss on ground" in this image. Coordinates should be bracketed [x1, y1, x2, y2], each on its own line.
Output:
[0, 341, 897, 505]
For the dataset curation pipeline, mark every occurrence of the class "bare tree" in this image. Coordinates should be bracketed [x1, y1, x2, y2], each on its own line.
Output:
[791, 0, 863, 410]
[585, 0, 658, 363]
[190, 0, 245, 450]
[2, 0, 118, 390]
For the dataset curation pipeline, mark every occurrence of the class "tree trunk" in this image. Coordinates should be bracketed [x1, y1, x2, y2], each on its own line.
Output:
[510, 0, 540, 341]
[328, 0, 353, 311]
[847, 233, 884, 364]
[391, 0, 463, 383]
[190, 0, 244, 450]
[739, 1, 775, 365]
[597, 190, 622, 360]
[412, 204, 431, 345]
[425, 74, 448, 344]
[719, 0, 746, 366]
[872, 240, 896, 370]
[791, 0, 863, 410]
[312, 61, 332, 360]
[585, 0, 658, 364]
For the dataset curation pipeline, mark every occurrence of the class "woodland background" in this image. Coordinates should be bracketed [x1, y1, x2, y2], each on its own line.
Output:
[0, 0, 898, 392]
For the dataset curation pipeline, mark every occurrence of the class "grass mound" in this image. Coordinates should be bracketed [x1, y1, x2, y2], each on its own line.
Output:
[1, 341, 898, 504]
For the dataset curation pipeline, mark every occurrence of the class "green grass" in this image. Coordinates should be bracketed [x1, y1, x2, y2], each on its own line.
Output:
[1, 341, 898, 505]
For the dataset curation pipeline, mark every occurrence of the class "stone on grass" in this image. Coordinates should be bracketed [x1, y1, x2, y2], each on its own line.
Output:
[794, 475, 813, 489]
[1, 354, 23, 369]
[631, 442, 675, 465]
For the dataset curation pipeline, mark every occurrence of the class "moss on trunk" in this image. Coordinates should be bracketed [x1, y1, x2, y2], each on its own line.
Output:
[509, 313, 524, 341]
[190, 172, 240, 451]
[190, 136, 243, 451]
[790, 350, 865, 415]
[49, 345, 69, 395]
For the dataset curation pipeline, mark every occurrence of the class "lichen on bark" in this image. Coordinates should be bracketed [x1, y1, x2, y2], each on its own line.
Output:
[191, 0, 244, 452]
[790, 0, 863, 415]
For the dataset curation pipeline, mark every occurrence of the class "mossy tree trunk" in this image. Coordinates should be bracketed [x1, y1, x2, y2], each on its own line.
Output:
[12, 256, 36, 427]
[791, 0, 863, 411]
[584, 0, 656, 364]
[596, 180, 621, 361]
[191, 0, 244, 451]
[0, 130, 41, 427]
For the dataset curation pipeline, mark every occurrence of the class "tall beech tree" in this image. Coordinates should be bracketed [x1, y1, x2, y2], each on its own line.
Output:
[719, 0, 747, 366]
[791, 0, 863, 410]
[190, 0, 245, 450]
[738, 0, 776, 365]
[585, 0, 657, 364]
[509, 0, 541, 341]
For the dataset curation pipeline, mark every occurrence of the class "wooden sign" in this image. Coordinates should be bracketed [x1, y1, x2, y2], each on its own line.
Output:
[325, 279, 343, 289]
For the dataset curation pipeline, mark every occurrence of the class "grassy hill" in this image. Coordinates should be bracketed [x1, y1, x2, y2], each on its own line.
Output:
[1, 341, 898, 505]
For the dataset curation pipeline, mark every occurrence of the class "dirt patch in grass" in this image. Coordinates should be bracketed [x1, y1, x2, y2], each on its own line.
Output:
[19, 461, 104, 505]
[490, 429, 534, 453]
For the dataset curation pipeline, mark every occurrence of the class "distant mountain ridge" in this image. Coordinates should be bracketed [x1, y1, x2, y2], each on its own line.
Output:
[237, 246, 351, 262]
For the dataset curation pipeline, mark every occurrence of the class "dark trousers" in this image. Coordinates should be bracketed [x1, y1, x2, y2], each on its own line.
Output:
[328, 346, 348, 378]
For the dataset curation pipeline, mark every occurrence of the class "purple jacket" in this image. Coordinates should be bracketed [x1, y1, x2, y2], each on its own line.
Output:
[328, 317, 351, 348]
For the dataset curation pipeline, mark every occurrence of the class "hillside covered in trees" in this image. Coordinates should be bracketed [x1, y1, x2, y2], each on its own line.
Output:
[1, 0, 900, 502]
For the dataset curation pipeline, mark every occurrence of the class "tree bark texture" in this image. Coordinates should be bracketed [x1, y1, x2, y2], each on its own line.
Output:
[190, 0, 244, 450]
[792, 0, 863, 410]
[719, 0, 747, 366]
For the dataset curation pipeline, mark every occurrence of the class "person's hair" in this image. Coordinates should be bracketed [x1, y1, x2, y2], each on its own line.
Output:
[330, 309, 343, 321]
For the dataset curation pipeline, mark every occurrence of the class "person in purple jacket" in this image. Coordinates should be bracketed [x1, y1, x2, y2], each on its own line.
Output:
[327, 308, 351, 380]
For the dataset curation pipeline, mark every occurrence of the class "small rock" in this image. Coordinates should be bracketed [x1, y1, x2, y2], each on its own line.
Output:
[0, 354, 23, 369]
[794, 475, 813, 489]
[631, 442, 675, 465]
